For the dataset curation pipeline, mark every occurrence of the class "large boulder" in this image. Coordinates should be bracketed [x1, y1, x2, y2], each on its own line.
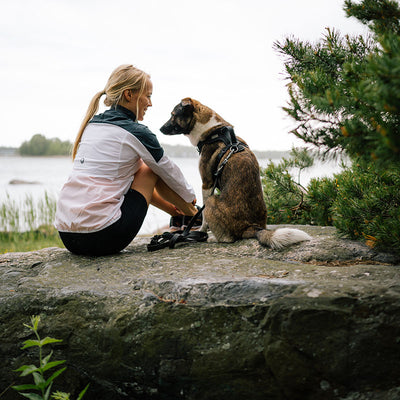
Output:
[0, 226, 399, 400]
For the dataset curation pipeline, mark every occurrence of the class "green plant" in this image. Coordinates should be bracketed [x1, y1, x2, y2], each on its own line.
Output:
[274, 0, 400, 166]
[332, 162, 400, 253]
[0, 192, 57, 233]
[261, 147, 313, 224]
[0, 193, 20, 232]
[270, 0, 400, 253]
[285, 147, 315, 185]
[0, 228, 64, 254]
[0, 191, 63, 253]
[12, 316, 88, 400]
[262, 157, 400, 254]
[306, 176, 338, 226]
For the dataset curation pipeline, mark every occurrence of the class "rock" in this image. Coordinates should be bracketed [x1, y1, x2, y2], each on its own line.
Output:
[0, 225, 399, 400]
[8, 179, 40, 185]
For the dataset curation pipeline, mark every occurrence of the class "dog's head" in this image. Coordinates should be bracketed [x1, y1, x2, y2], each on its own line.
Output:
[160, 98, 227, 147]
[160, 98, 195, 137]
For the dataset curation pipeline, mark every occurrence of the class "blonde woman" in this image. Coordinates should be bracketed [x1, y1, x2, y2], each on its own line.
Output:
[55, 64, 198, 256]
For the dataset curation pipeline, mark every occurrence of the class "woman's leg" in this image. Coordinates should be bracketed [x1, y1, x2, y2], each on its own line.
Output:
[130, 164, 158, 204]
[155, 179, 197, 216]
[150, 189, 180, 216]
[131, 164, 197, 216]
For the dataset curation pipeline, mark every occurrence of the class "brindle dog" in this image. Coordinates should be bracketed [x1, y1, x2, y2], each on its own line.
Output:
[161, 97, 311, 248]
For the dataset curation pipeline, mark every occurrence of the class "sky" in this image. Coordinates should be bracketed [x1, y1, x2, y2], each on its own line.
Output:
[1, 0, 369, 151]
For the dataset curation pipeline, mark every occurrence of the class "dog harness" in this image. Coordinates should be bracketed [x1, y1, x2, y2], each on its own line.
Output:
[197, 125, 244, 153]
[197, 126, 248, 190]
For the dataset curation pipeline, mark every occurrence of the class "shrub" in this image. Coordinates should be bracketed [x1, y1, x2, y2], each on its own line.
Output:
[261, 148, 312, 225]
[306, 176, 338, 226]
[261, 158, 400, 255]
[332, 162, 400, 253]
[267, 0, 400, 255]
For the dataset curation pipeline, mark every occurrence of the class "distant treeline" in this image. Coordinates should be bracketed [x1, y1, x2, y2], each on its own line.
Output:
[19, 134, 72, 156]
[1, 134, 288, 159]
[0, 146, 17, 156]
[161, 143, 289, 160]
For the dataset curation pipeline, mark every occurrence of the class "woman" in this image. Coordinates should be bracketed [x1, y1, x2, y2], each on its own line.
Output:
[55, 64, 198, 256]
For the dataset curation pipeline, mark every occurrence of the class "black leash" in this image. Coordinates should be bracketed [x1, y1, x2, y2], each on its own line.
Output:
[147, 206, 208, 251]
[147, 126, 246, 252]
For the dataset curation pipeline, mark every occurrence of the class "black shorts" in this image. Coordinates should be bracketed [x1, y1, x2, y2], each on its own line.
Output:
[59, 189, 148, 256]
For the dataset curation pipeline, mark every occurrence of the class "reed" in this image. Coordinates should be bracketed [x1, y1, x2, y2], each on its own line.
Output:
[0, 192, 63, 253]
[0, 191, 56, 232]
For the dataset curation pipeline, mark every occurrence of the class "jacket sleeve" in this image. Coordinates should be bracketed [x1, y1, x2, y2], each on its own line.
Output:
[127, 126, 196, 203]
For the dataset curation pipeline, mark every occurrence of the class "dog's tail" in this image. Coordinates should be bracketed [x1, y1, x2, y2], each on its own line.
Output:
[256, 227, 311, 249]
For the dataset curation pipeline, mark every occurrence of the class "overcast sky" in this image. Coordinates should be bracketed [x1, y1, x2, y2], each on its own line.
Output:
[1, 0, 369, 151]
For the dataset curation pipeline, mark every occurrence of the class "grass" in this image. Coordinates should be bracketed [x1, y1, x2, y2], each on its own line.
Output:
[0, 192, 64, 253]
[0, 228, 64, 253]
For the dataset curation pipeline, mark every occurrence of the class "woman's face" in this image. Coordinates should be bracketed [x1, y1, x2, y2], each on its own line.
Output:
[131, 79, 153, 121]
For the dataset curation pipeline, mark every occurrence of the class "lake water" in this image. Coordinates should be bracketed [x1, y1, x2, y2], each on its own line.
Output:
[0, 155, 343, 234]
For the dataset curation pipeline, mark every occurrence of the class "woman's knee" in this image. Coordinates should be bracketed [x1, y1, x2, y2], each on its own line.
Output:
[130, 164, 159, 204]
[135, 164, 157, 180]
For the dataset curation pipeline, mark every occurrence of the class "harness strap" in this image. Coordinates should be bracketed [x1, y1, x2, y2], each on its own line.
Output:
[215, 142, 247, 172]
[197, 126, 235, 154]
[212, 128, 248, 190]
[147, 229, 208, 251]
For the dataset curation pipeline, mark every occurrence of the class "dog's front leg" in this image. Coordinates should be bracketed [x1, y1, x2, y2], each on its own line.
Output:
[200, 187, 212, 232]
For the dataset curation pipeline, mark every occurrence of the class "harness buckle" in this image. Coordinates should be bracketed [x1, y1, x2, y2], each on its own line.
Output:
[230, 144, 239, 153]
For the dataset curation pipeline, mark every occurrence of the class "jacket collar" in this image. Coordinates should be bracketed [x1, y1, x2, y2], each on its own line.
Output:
[115, 105, 137, 122]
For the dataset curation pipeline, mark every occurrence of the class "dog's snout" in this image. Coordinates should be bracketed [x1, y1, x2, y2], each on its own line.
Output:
[160, 120, 182, 135]
[160, 122, 172, 135]
[160, 124, 167, 134]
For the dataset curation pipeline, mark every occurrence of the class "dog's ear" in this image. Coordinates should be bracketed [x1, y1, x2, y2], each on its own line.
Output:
[181, 98, 194, 113]
[181, 97, 192, 106]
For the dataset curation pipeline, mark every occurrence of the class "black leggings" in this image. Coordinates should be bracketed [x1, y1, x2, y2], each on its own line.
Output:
[59, 189, 148, 256]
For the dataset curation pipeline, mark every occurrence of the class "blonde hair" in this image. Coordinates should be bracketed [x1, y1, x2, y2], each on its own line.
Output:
[72, 64, 150, 159]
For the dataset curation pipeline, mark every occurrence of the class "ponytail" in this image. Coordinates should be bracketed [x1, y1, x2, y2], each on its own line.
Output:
[72, 91, 105, 160]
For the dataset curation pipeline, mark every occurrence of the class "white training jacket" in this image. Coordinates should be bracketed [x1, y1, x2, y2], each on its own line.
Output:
[54, 105, 195, 233]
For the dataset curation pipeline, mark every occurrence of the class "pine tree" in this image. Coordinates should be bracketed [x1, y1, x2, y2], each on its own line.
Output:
[262, 0, 400, 254]
[274, 0, 400, 167]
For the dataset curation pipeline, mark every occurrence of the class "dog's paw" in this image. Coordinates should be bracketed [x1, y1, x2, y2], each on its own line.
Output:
[214, 233, 236, 243]
[199, 221, 209, 232]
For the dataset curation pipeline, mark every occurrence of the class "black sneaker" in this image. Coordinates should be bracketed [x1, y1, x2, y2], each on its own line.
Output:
[169, 206, 203, 232]
[169, 215, 184, 232]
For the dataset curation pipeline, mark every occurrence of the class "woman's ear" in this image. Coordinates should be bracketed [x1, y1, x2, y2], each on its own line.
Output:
[123, 89, 130, 101]
[122, 89, 133, 102]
